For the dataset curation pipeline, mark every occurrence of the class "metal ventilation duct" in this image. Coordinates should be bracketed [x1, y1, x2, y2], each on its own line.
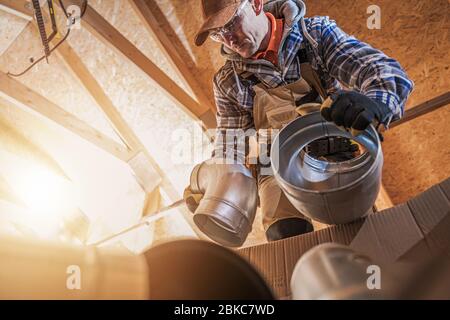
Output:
[272, 112, 383, 225]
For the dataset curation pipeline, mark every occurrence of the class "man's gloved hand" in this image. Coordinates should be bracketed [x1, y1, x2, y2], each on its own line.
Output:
[183, 186, 203, 214]
[321, 90, 391, 137]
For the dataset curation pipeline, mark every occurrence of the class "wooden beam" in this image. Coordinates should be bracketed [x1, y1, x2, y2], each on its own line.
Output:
[0, 0, 33, 20]
[0, 0, 207, 238]
[0, 112, 69, 180]
[54, 42, 204, 237]
[0, 0, 216, 128]
[0, 72, 132, 162]
[391, 91, 450, 128]
[129, 0, 216, 113]
[63, 0, 215, 129]
[55, 42, 143, 152]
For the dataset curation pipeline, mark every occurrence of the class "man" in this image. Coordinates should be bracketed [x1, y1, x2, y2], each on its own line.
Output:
[188, 0, 413, 243]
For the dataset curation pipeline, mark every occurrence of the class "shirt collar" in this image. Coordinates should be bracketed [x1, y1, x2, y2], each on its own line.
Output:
[251, 12, 284, 62]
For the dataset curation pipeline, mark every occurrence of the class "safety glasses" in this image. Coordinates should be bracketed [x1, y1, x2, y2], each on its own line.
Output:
[209, 0, 249, 42]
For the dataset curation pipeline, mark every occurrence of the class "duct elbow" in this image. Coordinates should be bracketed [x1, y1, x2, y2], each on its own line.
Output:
[189, 161, 258, 247]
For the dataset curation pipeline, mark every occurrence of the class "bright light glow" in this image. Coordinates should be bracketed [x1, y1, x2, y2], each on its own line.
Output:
[12, 164, 76, 238]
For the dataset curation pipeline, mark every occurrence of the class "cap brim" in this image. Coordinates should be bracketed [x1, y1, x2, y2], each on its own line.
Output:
[195, 5, 240, 46]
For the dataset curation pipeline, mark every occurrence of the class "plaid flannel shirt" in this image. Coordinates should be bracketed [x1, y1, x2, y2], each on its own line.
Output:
[212, 16, 414, 161]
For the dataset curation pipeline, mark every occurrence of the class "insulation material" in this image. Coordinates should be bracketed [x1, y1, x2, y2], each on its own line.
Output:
[88, 0, 190, 94]
[154, 0, 224, 105]
[64, 5, 207, 194]
[0, 2, 203, 244]
[0, 97, 149, 250]
[62, 3, 212, 241]
[0, 24, 122, 145]
[0, 10, 28, 56]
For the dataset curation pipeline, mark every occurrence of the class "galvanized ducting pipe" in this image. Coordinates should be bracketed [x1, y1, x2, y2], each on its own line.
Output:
[291, 243, 380, 299]
[189, 161, 258, 247]
[271, 112, 383, 224]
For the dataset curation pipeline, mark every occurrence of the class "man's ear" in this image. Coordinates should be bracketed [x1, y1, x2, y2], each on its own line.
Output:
[251, 0, 264, 15]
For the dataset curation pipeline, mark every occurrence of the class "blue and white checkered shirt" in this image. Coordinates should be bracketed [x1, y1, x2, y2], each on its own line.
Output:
[212, 16, 414, 160]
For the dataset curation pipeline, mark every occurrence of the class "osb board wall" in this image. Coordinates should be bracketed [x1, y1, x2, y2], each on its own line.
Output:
[302, 0, 450, 203]
[158, 0, 449, 204]
[0, 4, 200, 245]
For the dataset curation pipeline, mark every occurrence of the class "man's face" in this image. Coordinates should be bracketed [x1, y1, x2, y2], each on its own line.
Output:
[211, 1, 266, 58]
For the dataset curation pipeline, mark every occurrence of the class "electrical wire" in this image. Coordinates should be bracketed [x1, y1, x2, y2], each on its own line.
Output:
[7, 28, 71, 77]
[7, 0, 88, 78]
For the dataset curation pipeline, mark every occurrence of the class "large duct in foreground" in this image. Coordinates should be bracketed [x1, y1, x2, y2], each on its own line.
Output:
[0, 235, 148, 299]
[189, 161, 258, 247]
[272, 112, 383, 225]
[290, 243, 379, 299]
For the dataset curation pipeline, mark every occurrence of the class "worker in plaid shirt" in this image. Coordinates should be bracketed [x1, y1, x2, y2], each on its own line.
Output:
[188, 0, 414, 243]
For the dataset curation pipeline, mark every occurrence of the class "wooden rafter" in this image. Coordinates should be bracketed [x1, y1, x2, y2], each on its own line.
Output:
[0, 0, 205, 238]
[129, 0, 216, 112]
[64, 0, 216, 129]
[391, 91, 450, 128]
[55, 42, 206, 237]
[0, 0, 217, 129]
[0, 0, 33, 21]
[0, 71, 133, 162]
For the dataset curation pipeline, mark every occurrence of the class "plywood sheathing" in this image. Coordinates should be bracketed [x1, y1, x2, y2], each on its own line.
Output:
[0, 2, 202, 244]
[0, 23, 122, 145]
[66, 0, 208, 239]
[302, 0, 450, 204]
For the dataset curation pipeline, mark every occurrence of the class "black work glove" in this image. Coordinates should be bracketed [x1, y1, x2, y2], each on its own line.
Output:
[321, 90, 392, 137]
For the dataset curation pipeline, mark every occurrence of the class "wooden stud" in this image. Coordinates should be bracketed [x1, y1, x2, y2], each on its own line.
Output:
[0, 72, 133, 162]
[63, 0, 216, 129]
[129, 0, 216, 113]
[0, 0, 207, 239]
[54, 43, 204, 237]
[391, 91, 450, 128]
[0, 0, 33, 21]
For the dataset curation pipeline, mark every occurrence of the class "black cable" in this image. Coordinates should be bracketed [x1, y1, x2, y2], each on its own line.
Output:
[7, 0, 88, 78]
[7, 27, 71, 78]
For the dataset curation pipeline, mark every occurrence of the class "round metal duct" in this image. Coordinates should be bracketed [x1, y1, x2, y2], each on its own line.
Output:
[271, 112, 383, 225]
[190, 161, 258, 247]
[290, 243, 380, 300]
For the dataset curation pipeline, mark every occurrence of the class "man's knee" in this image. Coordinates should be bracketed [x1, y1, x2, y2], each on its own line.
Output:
[258, 175, 313, 241]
